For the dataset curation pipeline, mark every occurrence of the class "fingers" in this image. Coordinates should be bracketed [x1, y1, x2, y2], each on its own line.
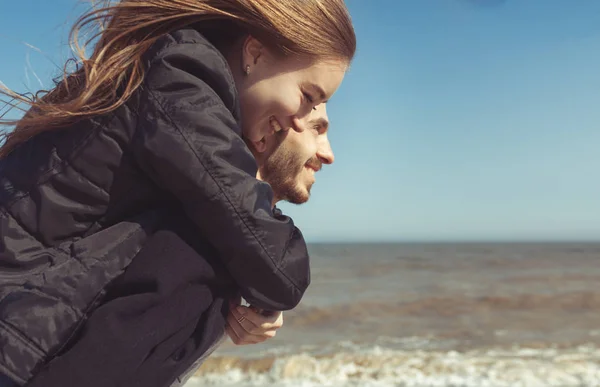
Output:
[231, 305, 283, 333]
[225, 301, 284, 346]
[226, 310, 270, 345]
[225, 322, 257, 346]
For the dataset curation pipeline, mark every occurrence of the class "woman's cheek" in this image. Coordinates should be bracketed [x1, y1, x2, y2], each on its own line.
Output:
[278, 96, 302, 118]
[268, 83, 300, 116]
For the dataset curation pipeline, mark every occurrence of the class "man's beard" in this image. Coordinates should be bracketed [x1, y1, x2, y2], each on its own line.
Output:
[260, 144, 315, 205]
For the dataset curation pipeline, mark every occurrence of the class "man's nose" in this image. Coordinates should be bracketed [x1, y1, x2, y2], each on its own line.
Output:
[317, 135, 334, 165]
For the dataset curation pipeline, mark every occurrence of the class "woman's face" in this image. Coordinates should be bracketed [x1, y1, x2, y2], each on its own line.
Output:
[234, 36, 347, 152]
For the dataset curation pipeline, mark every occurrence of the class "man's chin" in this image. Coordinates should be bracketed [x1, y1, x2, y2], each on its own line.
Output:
[287, 193, 310, 205]
[277, 184, 311, 205]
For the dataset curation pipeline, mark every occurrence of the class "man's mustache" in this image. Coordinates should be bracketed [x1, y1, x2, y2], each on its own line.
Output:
[305, 157, 322, 172]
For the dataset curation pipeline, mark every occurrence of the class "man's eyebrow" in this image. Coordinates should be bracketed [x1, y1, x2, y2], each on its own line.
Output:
[310, 117, 329, 131]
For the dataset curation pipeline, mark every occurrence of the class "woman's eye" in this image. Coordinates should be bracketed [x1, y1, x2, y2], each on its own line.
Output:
[303, 92, 314, 103]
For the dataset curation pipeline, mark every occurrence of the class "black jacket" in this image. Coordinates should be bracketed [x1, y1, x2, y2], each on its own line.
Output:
[26, 211, 234, 387]
[0, 28, 310, 385]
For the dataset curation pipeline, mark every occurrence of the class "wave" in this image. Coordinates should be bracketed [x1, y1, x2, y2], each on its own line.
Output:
[186, 343, 600, 387]
[286, 291, 600, 327]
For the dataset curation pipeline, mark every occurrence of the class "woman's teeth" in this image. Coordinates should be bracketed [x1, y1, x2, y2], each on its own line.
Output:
[269, 116, 283, 133]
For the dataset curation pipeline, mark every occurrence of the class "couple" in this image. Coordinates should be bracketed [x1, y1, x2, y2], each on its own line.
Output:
[21, 103, 333, 387]
[0, 0, 355, 386]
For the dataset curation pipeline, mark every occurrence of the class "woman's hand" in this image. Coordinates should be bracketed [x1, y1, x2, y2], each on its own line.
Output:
[226, 300, 283, 345]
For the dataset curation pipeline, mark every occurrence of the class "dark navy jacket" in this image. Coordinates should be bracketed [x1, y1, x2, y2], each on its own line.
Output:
[26, 211, 233, 387]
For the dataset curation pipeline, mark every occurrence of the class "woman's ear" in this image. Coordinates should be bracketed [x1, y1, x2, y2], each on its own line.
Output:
[241, 35, 264, 68]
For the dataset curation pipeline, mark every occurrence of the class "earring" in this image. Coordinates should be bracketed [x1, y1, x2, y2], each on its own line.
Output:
[244, 65, 251, 75]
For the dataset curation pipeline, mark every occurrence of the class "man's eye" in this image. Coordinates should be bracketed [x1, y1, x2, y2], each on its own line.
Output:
[303, 92, 314, 103]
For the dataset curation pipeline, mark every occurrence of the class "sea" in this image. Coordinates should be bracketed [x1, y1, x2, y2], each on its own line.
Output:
[183, 242, 600, 387]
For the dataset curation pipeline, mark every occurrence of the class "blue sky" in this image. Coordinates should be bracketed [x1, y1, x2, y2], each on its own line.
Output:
[1, 1, 600, 242]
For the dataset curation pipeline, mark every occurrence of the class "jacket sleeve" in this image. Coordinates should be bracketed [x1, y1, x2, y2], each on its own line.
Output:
[130, 38, 310, 311]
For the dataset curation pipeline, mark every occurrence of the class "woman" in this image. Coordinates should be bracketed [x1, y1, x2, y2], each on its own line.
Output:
[0, 0, 356, 385]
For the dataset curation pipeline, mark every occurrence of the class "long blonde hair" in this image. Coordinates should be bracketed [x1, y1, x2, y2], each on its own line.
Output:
[0, 0, 356, 158]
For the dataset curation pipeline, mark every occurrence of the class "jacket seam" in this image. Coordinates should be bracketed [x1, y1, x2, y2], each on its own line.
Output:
[0, 321, 45, 384]
[61, 154, 110, 198]
[47, 254, 130, 360]
[2, 114, 120, 246]
[0, 320, 46, 357]
[3, 115, 112, 211]
[0, 207, 51, 251]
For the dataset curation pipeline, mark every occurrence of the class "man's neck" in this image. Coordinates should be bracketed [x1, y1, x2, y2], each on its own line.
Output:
[256, 170, 280, 208]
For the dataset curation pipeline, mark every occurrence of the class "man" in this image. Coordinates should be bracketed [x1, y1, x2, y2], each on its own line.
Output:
[24, 104, 333, 387]
[228, 103, 333, 344]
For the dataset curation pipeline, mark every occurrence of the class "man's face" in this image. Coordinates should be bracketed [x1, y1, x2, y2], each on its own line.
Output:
[253, 104, 334, 204]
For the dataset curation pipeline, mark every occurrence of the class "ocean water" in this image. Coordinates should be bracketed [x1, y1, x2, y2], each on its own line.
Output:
[184, 242, 600, 387]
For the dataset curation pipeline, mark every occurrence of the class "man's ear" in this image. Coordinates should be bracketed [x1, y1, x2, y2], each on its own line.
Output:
[264, 129, 289, 152]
